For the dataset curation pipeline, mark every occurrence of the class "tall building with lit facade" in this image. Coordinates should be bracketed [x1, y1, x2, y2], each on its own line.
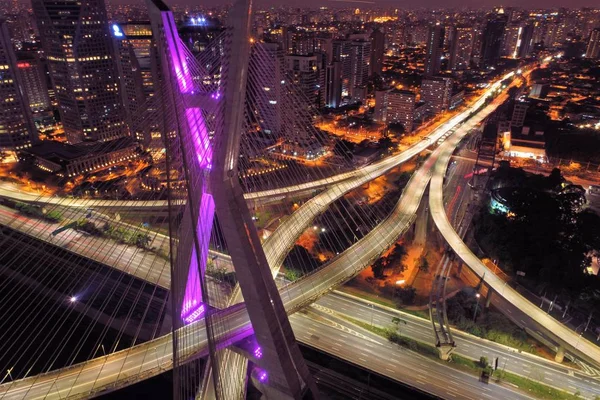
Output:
[421, 76, 452, 115]
[370, 28, 385, 76]
[449, 26, 474, 71]
[502, 22, 523, 58]
[424, 24, 444, 76]
[0, 18, 36, 151]
[111, 23, 160, 147]
[15, 51, 53, 130]
[480, 10, 508, 69]
[32, 0, 128, 144]
[586, 28, 600, 59]
[375, 89, 416, 133]
[324, 61, 342, 108]
[252, 42, 283, 137]
[285, 54, 320, 106]
[349, 37, 370, 101]
[332, 39, 352, 97]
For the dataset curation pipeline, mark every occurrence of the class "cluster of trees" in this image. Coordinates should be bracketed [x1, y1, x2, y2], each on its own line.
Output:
[446, 290, 531, 352]
[206, 263, 237, 287]
[14, 202, 62, 223]
[75, 220, 152, 250]
[476, 167, 600, 294]
[282, 245, 322, 281]
[371, 243, 407, 279]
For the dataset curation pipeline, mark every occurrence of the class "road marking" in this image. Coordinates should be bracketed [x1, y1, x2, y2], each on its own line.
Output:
[359, 357, 367, 362]
[385, 368, 395, 373]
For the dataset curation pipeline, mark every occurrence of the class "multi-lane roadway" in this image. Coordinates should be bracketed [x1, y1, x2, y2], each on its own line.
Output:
[0, 69, 515, 399]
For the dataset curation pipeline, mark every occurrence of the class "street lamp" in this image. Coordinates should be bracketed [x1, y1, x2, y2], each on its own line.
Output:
[473, 293, 481, 322]
[70, 296, 78, 303]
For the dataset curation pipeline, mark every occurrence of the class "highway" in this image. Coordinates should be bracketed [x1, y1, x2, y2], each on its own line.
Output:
[311, 291, 600, 398]
[0, 69, 512, 399]
[292, 309, 534, 400]
[429, 101, 600, 371]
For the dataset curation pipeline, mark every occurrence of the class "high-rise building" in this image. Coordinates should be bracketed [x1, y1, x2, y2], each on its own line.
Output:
[449, 26, 474, 71]
[15, 52, 51, 116]
[112, 23, 149, 147]
[332, 39, 352, 97]
[32, 0, 128, 144]
[252, 42, 284, 137]
[370, 28, 385, 76]
[0, 18, 37, 151]
[285, 54, 320, 106]
[324, 61, 342, 108]
[517, 23, 535, 58]
[424, 24, 444, 76]
[375, 89, 416, 133]
[421, 76, 452, 115]
[502, 22, 522, 58]
[349, 38, 370, 100]
[511, 100, 528, 127]
[585, 28, 600, 59]
[120, 22, 157, 101]
[480, 10, 508, 68]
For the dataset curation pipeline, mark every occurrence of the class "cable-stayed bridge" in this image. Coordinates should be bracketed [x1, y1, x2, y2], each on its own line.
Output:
[0, 0, 597, 397]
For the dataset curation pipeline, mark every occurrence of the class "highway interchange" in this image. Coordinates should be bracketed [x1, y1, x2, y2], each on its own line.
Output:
[2, 64, 599, 399]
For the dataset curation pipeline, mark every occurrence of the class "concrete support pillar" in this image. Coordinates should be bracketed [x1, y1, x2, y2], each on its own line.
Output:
[437, 343, 456, 361]
[485, 287, 493, 308]
[456, 262, 463, 276]
[555, 345, 565, 363]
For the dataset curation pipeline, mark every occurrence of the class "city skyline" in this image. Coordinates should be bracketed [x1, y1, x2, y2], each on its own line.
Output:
[0, 0, 599, 399]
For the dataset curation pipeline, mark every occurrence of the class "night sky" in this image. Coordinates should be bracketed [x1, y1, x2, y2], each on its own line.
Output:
[168, 0, 599, 9]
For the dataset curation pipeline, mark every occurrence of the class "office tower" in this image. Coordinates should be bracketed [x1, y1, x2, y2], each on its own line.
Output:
[120, 22, 157, 101]
[425, 23, 444, 76]
[324, 61, 342, 108]
[586, 28, 600, 59]
[332, 39, 352, 97]
[32, 0, 128, 144]
[480, 10, 508, 69]
[421, 76, 452, 115]
[349, 38, 370, 100]
[511, 100, 528, 128]
[517, 23, 534, 58]
[112, 23, 149, 147]
[0, 18, 37, 151]
[370, 28, 385, 76]
[252, 42, 283, 137]
[285, 54, 320, 106]
[15, 52, 51, 119]
[375, 89, 416, 133]
[502, 22, 522, 57]
[449, 26, 474, 71]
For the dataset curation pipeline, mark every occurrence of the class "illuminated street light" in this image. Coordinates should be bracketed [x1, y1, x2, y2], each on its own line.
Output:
[70, 296, 78, 303]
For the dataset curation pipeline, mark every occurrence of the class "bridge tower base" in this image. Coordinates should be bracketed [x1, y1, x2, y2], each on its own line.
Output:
[437, 343, 456, 361]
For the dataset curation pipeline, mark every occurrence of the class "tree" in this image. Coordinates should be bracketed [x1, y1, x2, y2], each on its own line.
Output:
[371, 257, 388, 279]
[391, 317, 407, 334]
[395, 286, 416, 305]
[418, 256, 429, 273]
[387, 122, 405, 136]
[388, 243, 407, 265]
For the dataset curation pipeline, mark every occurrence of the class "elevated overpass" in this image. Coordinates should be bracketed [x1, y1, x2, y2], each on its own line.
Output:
[0, 68, 506, 400]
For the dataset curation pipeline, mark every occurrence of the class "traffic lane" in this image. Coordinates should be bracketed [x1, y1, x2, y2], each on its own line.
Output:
[291, 311, 534, 400]
[314, 292, 600, 397]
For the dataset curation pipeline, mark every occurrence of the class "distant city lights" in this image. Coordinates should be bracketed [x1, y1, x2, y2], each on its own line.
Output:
[190, 16, 207, 26]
